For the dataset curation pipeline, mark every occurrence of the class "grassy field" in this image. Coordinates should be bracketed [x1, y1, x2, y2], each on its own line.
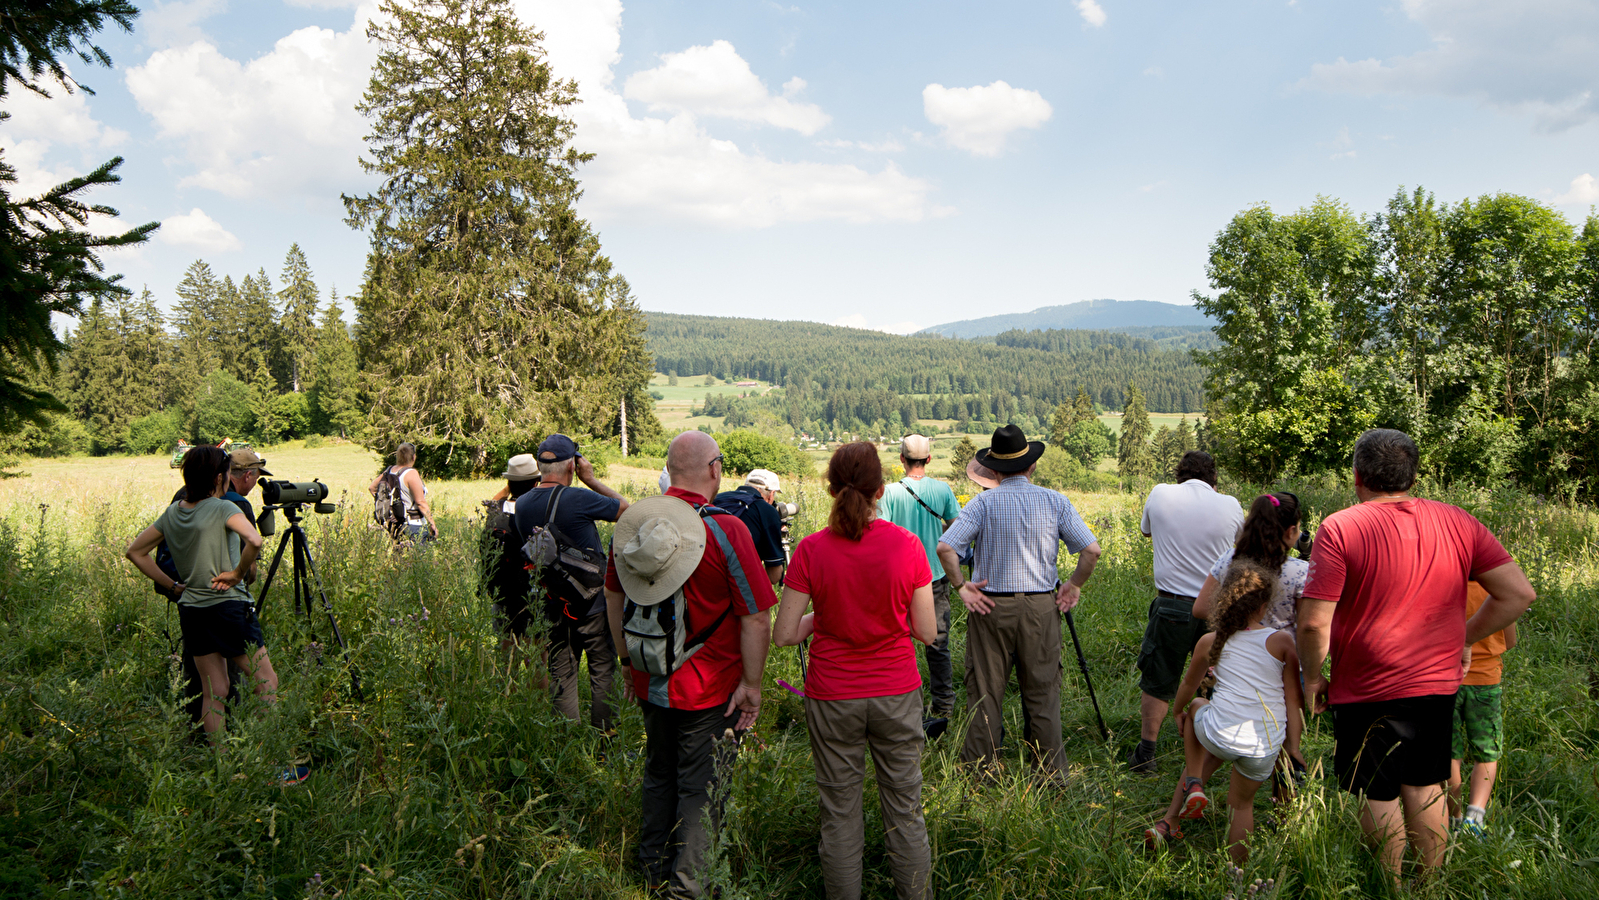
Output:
[2, 444, 1596, 898]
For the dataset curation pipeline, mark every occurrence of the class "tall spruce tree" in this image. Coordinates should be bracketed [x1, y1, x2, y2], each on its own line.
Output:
[310, 292, 363, 437]
[0, 1, 156, 432]
[1118, 383, 1155, 480]
[343, 0, 656, 471]
[276, 244, 319, 392]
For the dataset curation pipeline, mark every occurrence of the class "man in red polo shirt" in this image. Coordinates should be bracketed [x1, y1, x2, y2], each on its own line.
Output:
[1298, 429, 1535, 882]
[604, 430, 776, 899]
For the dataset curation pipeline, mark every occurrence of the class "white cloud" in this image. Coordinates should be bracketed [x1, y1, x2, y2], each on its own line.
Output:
[1554, 173, 1599, 205]
[1143, 66, 1163, 77]
[1075, 0, 1107, 28]
[623, 40, 830, 134]
[143, 0, 227, 49]
[1137, 180, 1167, 193]
[160, 208, 241, 252]
[817, 138, 905, 152]
[520, 0, 941, 226]
[124, 3, 379, 201]
[922, 81, 1052, 156]
[1328, 125, 1356, 160]
[0, 69, 128, 196]
[1304, 0, 1599, 130]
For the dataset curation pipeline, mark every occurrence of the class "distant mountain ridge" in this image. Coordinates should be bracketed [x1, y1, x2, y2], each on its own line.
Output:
[919, 299, 1214, 338]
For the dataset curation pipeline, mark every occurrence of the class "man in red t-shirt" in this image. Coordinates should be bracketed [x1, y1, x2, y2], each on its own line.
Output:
[1299, 429, 1534, 880]
[603, 431, 777, 899]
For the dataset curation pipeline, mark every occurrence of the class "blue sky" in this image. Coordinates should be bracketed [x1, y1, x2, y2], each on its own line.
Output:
[7, 0, 1596, 334]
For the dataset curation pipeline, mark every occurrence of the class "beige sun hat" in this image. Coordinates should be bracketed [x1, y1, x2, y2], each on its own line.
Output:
[612, 494, 707, 603]
[503, 453, 537, 480]
[966, 457, 1002, 489]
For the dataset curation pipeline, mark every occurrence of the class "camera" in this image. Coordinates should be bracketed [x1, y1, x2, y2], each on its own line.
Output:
[775, 501, 799, 520]
[262, 479, 337, 515]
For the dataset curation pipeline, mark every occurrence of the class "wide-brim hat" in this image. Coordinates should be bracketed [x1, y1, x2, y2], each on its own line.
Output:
[975, 423, 1045, 473]
[966, 457, 1001, 489]
[503, 453, 537, 480]
[612, 495, 707, 603]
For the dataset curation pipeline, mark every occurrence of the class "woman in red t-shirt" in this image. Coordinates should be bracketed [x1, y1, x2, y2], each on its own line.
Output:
[775, 441, 937, 900]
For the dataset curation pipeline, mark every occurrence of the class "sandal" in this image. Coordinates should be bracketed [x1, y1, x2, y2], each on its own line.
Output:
[1144, 819, 1182, 850]
[1179, 777, 1208, 819]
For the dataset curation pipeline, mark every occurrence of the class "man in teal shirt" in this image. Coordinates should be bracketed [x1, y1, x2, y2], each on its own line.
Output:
[878, 434, 962, 717]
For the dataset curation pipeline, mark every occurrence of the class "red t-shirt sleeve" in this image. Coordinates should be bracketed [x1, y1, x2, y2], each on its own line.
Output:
[605, 546, 622, 592]
[1303, 515, 1346, 602]
[1466, 514, 1514, 578]
[785, 536, 813, 595]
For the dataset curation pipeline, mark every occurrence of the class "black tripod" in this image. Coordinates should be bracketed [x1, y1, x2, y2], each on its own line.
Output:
[257, 503, 362, 699]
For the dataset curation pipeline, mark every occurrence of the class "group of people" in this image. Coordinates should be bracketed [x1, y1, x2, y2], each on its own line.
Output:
[1132, 430, 1534, 879]
[125, 421, 1538, 898]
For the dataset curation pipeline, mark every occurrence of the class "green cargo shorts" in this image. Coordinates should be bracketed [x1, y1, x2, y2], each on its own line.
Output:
[1451, 684, 1504, 763]
[1136, 592, 1207, 702]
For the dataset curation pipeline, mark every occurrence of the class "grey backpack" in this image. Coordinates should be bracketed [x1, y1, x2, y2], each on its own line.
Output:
[622, 507, 757, 676]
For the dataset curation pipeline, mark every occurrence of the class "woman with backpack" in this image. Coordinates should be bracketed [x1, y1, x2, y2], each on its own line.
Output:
[369, 442, 437, 543]
[774, 441, 937, 900]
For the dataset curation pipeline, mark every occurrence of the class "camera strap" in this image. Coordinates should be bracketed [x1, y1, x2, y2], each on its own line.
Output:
[900, 480, 944, 524]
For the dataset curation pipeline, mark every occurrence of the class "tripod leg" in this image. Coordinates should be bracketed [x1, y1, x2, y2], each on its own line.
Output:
[1065, 610, 1110, 741]
[255, 529, 295, 617]
[293, 522, 363, 701]
[293, 526, 317, 641]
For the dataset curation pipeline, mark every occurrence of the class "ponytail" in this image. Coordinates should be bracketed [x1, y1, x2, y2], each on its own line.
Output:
[1234, 491, 1301, 572]
[826, 442, 882, 541]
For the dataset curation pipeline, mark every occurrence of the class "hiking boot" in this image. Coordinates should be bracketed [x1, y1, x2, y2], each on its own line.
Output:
[1144, 819, 1181, 850]
[1127, 743, 1157, 776]
[1178, 777, 1208, 819]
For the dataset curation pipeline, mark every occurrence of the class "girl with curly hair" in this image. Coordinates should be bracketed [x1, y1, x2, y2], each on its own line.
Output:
[1145, 559, 1304, 863]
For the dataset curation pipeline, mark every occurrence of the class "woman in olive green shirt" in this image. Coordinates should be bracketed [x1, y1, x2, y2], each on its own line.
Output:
[127, 446, 276, 740]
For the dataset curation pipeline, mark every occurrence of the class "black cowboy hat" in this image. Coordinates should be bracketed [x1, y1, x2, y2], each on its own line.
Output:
[975, 423, 1045, 473]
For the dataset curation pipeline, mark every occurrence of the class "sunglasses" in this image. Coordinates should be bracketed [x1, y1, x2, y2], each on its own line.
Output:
[709, 454, 724, 469]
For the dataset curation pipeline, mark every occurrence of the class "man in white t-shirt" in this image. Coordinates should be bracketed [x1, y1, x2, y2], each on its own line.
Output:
[1130, 450, 1243, 774]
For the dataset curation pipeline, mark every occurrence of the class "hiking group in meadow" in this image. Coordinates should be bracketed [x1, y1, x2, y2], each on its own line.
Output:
[128, 423, 1535, 899]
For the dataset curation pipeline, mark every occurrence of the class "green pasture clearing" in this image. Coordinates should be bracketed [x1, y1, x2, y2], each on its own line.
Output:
[3, 453, 1596, 897]
[1099, 412, 1202, 436]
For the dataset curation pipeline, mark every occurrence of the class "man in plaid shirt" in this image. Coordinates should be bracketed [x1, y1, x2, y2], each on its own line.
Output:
[937, 424, 1102, 780]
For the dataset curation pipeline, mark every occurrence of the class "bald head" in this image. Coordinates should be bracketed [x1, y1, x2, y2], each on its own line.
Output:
[668, 431, 722, 498]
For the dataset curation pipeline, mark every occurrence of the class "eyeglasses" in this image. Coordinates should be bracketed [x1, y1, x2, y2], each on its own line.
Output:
[709, 454, 724, 470]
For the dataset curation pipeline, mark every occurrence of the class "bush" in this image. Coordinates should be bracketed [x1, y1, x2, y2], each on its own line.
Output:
[717, 430, 813, 476]
[303, 434, 327, 449]
[0, 412, 93, 459]
[127, 407, 185, 455]
[272, 391, 313, 441]
[194, 371, 254, 443]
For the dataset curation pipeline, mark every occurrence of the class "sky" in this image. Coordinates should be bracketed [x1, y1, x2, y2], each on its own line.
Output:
[6, 0, 1597, 335]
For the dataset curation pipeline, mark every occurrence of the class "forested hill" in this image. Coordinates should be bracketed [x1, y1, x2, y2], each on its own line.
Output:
[644, 313, 1206, 414]
[918, 298, 1214, 338]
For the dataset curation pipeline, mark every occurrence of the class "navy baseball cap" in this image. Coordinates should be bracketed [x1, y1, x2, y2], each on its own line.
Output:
[537, 434, 579, 462]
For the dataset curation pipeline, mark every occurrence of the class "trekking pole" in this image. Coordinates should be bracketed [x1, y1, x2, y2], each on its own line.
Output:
[1064, 609, 1109, 740]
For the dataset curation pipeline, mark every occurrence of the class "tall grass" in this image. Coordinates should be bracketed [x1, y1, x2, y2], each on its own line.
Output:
[0, 474, 1595, 898]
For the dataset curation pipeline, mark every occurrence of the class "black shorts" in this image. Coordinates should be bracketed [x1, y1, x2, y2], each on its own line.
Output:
[1332, 693, 1454, 802]
[1135, 592, 1206, 701]
[179, 600, 266, 659]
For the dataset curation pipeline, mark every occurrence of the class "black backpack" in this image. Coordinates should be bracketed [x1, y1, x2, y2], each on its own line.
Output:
[374, 467, 410, 538]
[480, 499, 531, 610]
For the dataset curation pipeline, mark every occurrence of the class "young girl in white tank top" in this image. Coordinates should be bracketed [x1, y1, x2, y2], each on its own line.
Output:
[1144, 559, 1305, 864]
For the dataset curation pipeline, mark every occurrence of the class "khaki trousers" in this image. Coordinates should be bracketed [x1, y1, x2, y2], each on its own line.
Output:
[805, 690, 932, 900]
[960, 590, 1065, 778]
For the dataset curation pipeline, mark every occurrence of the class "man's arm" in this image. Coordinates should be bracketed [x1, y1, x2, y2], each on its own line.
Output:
[1468, 560, 1535, 645]
[726, 610, 770, 730]
[1055, 541, 1102, 613]
[576, 456, 630, 515]
[938, 540, 992, 614]
[1297, 597, 1336, 713]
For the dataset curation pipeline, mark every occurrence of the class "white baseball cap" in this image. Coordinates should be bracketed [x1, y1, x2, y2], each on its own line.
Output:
[745, 469, 782, 493]
[900, 434, 932, 460]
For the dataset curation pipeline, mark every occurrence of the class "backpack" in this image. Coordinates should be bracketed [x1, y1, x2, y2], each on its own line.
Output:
[374, 467, 410, 537]
[622, 507, 757, 677]
[480, 499, 530, 609]
[520, 485, 607, 619]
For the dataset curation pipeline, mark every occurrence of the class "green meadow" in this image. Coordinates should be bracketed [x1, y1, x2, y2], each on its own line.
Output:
[1, 445, 1595, 898]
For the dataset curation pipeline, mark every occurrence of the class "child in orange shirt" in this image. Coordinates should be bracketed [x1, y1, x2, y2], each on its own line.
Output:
[1448, 581, 1518, 835]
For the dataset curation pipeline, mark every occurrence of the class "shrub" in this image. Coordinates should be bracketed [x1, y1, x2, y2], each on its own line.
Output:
[272, 391, 313, 441]
[194, 371, 254, 443]
[717, 430, 813, 476]
[303, 434, 327, 449]
[127, 407, 185, 455]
